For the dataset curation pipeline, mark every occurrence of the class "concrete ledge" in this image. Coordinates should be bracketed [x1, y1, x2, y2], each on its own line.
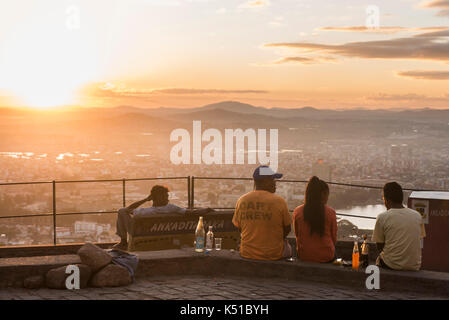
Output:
[0, 240, 380, 262]
[1, 248, 448, 297]
[0, 255, 81, 287]
[0, 243, 116, 259]
[133, 249, 449, 296]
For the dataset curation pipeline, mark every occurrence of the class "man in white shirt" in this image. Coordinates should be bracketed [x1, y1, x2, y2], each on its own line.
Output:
[372, 182, 425, 271]
[114, 185, 212, 250]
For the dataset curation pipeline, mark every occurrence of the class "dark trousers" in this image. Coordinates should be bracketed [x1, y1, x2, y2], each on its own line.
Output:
[116, 208, 132, 240]
[377, 256, 393, 270]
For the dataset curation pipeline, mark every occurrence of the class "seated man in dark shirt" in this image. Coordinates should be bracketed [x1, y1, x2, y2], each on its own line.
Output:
[114, 185, 213, 250]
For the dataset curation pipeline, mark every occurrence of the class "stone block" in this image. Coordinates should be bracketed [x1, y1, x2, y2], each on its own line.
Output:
[23, 275, 44, 289]
[46, 264, 91, 289]
[90, 264, 131, 288]
[77, 243, 112, 272]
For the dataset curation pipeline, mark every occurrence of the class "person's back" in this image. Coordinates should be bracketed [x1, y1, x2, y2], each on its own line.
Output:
[294, 204, 337, 262]
[233, 190, 291, 260]
[373, 207, 422, 270]
[114, 185, 213, 251]
[373, 181, 425, 271]
[293, 176, 337, 263]
[133, 203, 185, 216]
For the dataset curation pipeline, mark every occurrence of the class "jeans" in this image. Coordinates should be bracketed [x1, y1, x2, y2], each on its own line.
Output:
[377, 256, 393, 270]
[116, 208, 133, 241]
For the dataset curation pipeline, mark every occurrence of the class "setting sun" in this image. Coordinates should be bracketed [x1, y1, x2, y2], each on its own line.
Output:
[1, 28, 95, 109]
[1, 0, 449, 109]
[11, 81, 78, 109]
[0, 1, 102, 109]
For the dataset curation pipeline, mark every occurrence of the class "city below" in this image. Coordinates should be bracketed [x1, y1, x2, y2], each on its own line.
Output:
[1, 102, 448, 247]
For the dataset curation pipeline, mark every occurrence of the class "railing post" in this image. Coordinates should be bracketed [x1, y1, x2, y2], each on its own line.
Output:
[52, 180, 56, 245]
[122, 179, 126, 208]
[187, 176, 191, 210]
[191, 176, 195, 209]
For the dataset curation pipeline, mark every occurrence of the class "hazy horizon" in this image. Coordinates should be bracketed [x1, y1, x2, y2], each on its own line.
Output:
[2, 99, 449, 112]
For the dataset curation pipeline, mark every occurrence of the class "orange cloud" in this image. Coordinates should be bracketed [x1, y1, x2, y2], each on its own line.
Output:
[265, 29, 449, 63]
[318, 26, 449, 34]
[397, 70, 449, 80]
[367, 93, 449, 101]
[273, 56, 336, 64]
[420, 0, 449, 16]
[83, 83, 268, 99]
[239, 0, 270, 8]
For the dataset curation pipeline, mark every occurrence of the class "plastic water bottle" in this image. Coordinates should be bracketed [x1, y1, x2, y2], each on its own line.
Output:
[206, 226, 214, 251]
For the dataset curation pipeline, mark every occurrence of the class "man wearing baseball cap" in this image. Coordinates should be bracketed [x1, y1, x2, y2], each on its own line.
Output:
[232, 166, 292, 260]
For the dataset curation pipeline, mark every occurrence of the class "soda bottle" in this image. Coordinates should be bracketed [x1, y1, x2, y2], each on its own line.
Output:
[352, 240, 359, 270]
[206, 226, 214, 251]
[360, 234, 369, 268]
[195, 216, 205, 253]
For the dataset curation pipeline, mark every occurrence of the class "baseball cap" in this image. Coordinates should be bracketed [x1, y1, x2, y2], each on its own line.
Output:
[253, 165, 283, 180]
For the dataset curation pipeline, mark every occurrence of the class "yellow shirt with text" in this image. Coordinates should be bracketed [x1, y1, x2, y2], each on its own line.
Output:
[232, 190, 291, 261]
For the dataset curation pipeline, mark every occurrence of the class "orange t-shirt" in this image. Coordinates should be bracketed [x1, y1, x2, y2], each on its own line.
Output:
[232, 190, 291, 261]
[293, 204, 337, 263]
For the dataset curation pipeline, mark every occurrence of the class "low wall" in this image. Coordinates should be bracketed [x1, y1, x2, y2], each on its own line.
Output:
[0, 242, 116, 259]
[0, 211, 379, 261]
[1, 249, 448, 297]
[0, 239, 379, 262]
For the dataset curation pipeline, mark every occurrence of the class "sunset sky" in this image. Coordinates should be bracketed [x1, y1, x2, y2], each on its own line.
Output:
[0, 0, 448, 109]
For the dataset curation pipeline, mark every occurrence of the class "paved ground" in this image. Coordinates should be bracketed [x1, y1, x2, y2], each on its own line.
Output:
[0, 275, 447, 300]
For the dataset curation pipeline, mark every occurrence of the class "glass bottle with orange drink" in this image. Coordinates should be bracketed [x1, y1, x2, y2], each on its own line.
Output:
[352, 240, 360, 270]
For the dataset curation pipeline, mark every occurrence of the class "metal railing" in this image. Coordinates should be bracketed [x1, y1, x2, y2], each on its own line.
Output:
[0, 175, 446, 245]
[0, 177, 190, 245]
[190, 177, 445, 220]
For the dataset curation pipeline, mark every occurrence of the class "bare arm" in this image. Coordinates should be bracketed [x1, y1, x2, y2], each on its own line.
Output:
[376, 243, 385, 252]
[123, 195, 152, 214]
[331, 211, 337, 245]
[283, 225, 291, 238]
[293, 217, 299, 239]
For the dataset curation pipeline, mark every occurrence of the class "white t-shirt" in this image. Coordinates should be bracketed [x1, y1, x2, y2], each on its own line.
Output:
[133, 203, 186, 216]
[372, 207, 425, 271]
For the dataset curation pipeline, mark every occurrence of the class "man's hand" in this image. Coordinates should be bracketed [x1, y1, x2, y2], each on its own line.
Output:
[145, 195, 153, 202]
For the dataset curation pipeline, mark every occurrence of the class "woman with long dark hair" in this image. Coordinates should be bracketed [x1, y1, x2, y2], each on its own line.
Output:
[293, 176, 337, 262]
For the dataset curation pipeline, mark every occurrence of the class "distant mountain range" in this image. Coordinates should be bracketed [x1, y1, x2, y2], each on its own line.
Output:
[1, 101, 449, 132]
[108, 100, 449, 122]
[1, 101, 448, 146]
